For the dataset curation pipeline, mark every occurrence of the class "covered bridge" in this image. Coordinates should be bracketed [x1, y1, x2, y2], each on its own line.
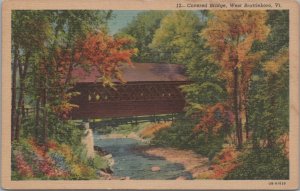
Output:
[70, 63, 189, 119]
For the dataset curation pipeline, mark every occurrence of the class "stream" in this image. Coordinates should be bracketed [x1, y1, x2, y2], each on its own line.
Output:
[94, 135, 192, 180]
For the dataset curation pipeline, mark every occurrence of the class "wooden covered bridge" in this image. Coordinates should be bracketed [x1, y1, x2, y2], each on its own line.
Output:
[70, 63, 189, 124]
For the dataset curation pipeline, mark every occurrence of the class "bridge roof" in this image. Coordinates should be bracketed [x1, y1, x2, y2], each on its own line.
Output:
[71, 63, 188, 83]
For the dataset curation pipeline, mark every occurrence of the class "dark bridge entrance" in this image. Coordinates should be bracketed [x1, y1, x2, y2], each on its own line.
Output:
[70, 63, 189, 119]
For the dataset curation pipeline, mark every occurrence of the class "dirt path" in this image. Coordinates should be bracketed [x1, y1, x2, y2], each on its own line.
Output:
[144, 147, 210, 178]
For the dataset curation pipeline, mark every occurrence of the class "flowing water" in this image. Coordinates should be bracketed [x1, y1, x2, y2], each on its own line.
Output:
[94, 135, 192, 180]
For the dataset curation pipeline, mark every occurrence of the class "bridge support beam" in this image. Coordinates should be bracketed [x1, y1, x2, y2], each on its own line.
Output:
[81, 121, 95, 158]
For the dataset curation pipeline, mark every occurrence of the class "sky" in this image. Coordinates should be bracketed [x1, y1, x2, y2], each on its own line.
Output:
[108, 10, 143, 35]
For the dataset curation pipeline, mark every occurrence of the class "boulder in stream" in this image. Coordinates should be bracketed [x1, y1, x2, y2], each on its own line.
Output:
[98, 170, 112, 180]
[151, 166, 161, 172]
[176, 176, 187, 180]
[94, 145, 109, 156]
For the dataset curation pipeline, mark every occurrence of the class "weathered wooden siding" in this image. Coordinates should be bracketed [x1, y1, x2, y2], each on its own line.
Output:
[70, 82, 188, 119]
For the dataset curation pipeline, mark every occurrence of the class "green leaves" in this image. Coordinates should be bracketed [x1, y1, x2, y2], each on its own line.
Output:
[150, 11, 202, 64]
[119, 11, 169, 62]
[12, 10, 115, 143]
[248, 11, 289, 149]
[225, 148, 289, 180]
[12, 11, 52, 52]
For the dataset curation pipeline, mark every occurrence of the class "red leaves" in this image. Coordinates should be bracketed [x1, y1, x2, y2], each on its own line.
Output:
[198, 146, 240, 179]
[211, 146, 240, 179]
[28, 139, 68, 178]
[80, 32, 136, 83]
[52, 32, 135, 117]
[194, 103, 234, 135]
[15, 153, 34, 177]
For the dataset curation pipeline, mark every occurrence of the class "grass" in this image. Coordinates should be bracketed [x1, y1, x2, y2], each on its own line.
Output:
[139, 122, 172, 138]
[111, 122, 152, 135]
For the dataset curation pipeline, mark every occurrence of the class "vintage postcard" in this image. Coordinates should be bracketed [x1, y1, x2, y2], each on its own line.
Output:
[1, 0, 299, 190]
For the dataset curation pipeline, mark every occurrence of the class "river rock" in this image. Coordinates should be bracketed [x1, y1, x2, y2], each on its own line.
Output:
[94, 146, 109, 156]
[151, 166, 161, 172]
[104, 154, 113, 159]
[120, 176, 130, 180]
[176, 176, 187, 180]
[101, 167, 113, 174]
[99, 170, 112, 180]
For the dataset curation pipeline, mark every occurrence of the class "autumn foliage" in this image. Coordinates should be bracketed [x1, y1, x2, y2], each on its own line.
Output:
[194, 103, 234, 136]
[51, 32, 136, 118]
[80, 32, 137, 84]
[12, 138, 102, 180]
[139, 122, 172, 138]
[197, 146, 240, 179]
[200, 11, 270, 147]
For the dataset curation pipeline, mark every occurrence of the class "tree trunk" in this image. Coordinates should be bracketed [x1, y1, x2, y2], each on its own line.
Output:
[42, 73, 48, 146]
[15, 87, 23, 141]
[15, 60, 24, 141]
[11, 47, 18, 142]
[15, 52, 30, 141]
[35, 96, 41, 140]
[245, 105, 249, 140]
[266, 78, 276, 149]
[64, 48, 75, 86]
[233, 67, 243, 149]
[34, 66, 40, 140]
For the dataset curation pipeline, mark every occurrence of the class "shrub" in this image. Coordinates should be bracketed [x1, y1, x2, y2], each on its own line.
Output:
[197, 145, 240, 179]
[151, 117, 225, 160]
[87, 155, 108, 170]
[225, 147, 289, 180]
[48, 151, 70, 172]
[11, 138, 108, 180]
[139, 122, 172, 138]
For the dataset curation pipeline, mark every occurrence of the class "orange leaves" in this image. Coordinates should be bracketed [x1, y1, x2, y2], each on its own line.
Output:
[201, 11, 270, 96]
[264, 48, 288, 74]
[80, 32, 136, 83]
[51, 92, 80, 119]
[237, 34, 255, 61]
[52, 102, 79, 119]
[52, 32, 136, 118]
[197, 145, 240, 179]
[194, 103, 234, 135]
[199, 11, 270, 142]
[14, 138, 73, 179]
[55, 32, 136, 84]
[210, 146, 240, 179]
[15, 153, 34, 178]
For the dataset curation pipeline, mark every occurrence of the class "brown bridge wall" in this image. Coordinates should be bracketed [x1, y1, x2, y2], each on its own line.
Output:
[70, 82, 188, 119]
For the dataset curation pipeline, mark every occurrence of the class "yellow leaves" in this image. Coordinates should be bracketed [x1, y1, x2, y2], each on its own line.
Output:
[212, 122, 223, 134]
[59, 144, 73, 162]
[139, 122, 172, 138]
[202, 10, 270, 61]
[264, 48, 289, 74]
[201, 10, 270, 99]
[190, 103, 206, 112]
[237, 34, 254, 61]
[65, 91, 80, 99]
[70, 164, 82, 177]
[51, 101, 79, 119]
